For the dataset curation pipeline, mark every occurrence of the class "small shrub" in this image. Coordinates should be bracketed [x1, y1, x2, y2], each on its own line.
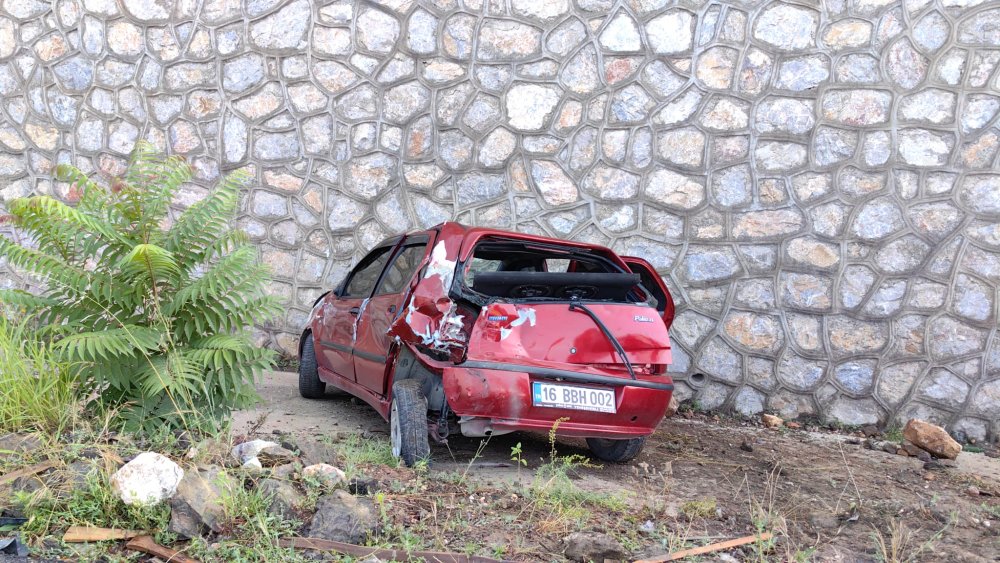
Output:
[0, 315, 78, 435]
[679, 498, 717, 519]
[0, 143, 279, 431]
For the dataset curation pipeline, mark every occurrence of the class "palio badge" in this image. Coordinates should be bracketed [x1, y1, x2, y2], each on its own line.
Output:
[633, 315, 654, 323]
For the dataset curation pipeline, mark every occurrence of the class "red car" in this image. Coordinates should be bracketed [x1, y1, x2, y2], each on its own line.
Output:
[298, 222, 675, 465]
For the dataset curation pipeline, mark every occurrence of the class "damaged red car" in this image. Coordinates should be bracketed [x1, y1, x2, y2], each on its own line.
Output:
[298, 222, 675, 466]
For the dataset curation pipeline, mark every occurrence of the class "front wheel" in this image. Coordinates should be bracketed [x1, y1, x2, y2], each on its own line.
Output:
[298, 335, 326, 399]
[586, 437, 646, 463]
[390, 379, 431, 467]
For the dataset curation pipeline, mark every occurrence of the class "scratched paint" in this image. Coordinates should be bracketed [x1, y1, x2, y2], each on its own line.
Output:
[390, 236, 467, 353]
[352, 297, 370, 345]
[499, 307, 536, 340]
[423, 241, 455, 294]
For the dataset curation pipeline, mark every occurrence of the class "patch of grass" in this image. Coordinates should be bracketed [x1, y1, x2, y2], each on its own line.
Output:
[16, 469, 171, 543]
[981, 503, 1000, 520]
[679, 498, 717, 519]
[330, 433, 399, 475]
[870, 516, 951, 563]
[883, 425, 904, 443]
[190, 478, 305, 563]
[0, 316, 80, 436]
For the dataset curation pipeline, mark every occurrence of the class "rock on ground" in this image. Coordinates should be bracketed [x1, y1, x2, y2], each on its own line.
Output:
[308, 490, 378, 544]
[258, 478, 305, 519]
[562, 531, 627, 562]
[110, 452, 183, 506]
[302, 463, 347, 488]
[168, 466, 237, 538]
[904, 419, 962, 460]
[762, 414, 784, 428]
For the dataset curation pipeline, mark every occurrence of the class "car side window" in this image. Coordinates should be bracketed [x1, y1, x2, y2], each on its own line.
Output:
[375, 244, 427, 296]
[342, 247, 392, 298]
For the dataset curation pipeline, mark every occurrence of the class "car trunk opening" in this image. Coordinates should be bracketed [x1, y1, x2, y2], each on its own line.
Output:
[452, 236, 671, 374]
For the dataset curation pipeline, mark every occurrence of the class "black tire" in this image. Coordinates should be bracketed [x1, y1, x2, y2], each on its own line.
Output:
[390, 379, 431, 467]
[586, 437, 646, 463]
[298, 335, 326, 399]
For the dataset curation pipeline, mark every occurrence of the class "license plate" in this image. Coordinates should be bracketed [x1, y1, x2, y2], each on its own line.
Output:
[532, 382, 616, 413]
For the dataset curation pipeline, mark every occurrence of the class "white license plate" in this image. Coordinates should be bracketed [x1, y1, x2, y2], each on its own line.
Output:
[532, 382, 616, 413]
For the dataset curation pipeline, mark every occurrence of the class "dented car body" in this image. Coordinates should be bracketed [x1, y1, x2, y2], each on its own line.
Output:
[299, 222, 676, 464]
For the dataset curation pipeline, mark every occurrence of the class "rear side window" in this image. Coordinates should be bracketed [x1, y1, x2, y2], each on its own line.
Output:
[376, 244, 427, 295]
[343, 247, 392, 297]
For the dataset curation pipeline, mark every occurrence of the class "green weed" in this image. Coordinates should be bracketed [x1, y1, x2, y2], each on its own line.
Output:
[0, 316, 79, 435]
[331, 433, 399, 475]
[16, 469, 171, 543]
[679, 498, 717, 519]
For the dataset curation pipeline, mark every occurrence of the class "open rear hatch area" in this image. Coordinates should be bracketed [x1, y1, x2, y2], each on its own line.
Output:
[436, 234, 675, 437]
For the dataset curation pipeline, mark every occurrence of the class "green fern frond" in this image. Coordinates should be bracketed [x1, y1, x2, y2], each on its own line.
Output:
[53, 163, 111, 215]
[165, 170, 247, 261]
[55, 325, 162, 362]
[0, 289, 58, 313]
[117, 243, 182, 290]
[9, 196, 121, 245]
[0, 236, 97, 297]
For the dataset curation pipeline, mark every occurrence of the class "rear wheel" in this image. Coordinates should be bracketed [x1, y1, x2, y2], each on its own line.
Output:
[298, 335, 326, 399]
[586, 437, 646, 463]
[390, 379, 431, 467]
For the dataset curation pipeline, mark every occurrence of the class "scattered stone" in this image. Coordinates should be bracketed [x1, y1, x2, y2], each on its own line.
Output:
[762, 414, 783, 429]
[232, 439, 281, 468]
[0, 433, 43, 460]
[904, 419, 962, 460]
[168, 466, 236, 539]
[562, 532, 627, 563]
[302, 463, 347, 489]
[740, 441, 754, 452]
[258, 478, 305, 519]
[259, 445, 296, 467]
[110, 452, 183, 506]
[308, 490, 379, 544]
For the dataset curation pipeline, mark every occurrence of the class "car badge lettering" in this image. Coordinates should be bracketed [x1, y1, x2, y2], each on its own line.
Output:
[634, 315, 654, 323]
[487, 314, 509, 322]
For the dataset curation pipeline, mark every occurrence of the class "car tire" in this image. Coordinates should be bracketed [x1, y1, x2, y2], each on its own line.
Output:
[586, 437, 646, 463]
[298, 335, 326, 399]
[390, 379, 431, 467]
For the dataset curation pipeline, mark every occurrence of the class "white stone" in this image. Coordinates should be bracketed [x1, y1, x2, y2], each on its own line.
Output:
[754, 3, 818, 51]
[358, 7, 399, 54]
[110, 452, 184, 506]
[646, 10, 693, 54]
[249, 0, 311, 52]
[600, 12, 641, 52]
[511, 0, 569, 22]
[505, 83, 561, 131]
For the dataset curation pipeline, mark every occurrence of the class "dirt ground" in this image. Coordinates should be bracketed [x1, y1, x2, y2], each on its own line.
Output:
[235, 371, 1000, 562]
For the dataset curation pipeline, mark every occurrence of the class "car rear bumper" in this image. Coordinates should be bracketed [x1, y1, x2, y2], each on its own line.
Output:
[442, 362, 673, 439]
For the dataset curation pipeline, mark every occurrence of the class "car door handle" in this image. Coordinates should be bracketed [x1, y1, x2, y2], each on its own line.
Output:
[349, 307, 360, 315]
[387, 304, 396, 314]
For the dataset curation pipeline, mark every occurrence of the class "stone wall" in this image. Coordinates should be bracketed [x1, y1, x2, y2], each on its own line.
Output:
[0, 0, 998, 440]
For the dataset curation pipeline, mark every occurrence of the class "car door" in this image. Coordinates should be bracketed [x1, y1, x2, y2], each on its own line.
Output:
[621, 256, 675, 330]
[316, 244, 395, 383]
[353, 235, 431, 396]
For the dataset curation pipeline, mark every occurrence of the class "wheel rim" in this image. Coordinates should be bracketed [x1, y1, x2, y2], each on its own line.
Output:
[390, 400, 402, 458]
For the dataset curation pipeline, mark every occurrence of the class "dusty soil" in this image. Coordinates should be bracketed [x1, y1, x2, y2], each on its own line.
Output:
[235, 371, 1000, 562]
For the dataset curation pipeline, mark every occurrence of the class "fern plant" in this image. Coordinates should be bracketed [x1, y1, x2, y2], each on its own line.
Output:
[0, 142, 280, 430]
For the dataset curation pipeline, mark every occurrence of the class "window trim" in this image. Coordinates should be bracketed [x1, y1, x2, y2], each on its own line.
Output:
[373, 241, 430, 296]
[338, 245, 395, 298]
